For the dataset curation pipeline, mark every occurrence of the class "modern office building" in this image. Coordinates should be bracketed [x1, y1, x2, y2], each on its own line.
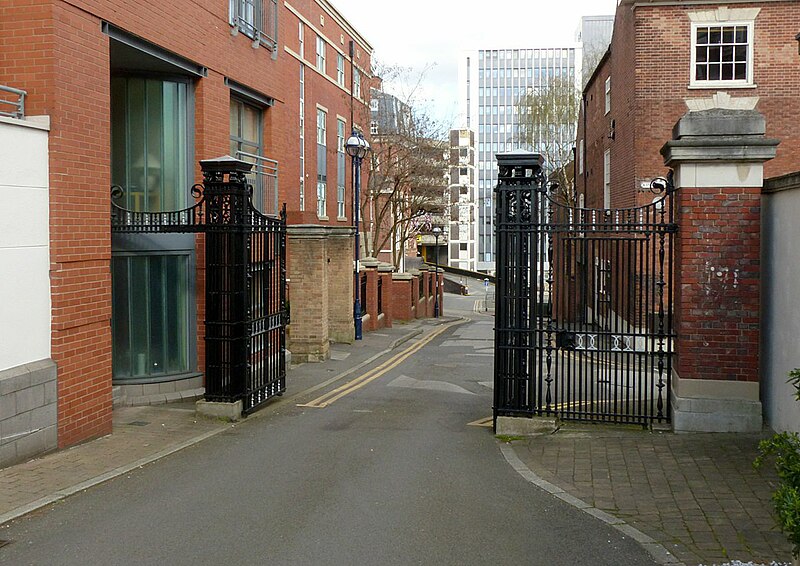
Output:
[446, 129, 477, 271]
[459, 46, 578, 273]
[576, 15, 614, 85]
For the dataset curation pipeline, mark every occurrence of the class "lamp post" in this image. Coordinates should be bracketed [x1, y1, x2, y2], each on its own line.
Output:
[432, 226, 441, 318]
[345, 130, 370, 340]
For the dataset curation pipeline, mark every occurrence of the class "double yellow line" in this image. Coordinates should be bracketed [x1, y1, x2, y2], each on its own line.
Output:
[297, 321, 462, 408]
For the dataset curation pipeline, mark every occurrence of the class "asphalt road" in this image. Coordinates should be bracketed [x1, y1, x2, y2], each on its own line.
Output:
[0, 294, 657, 566]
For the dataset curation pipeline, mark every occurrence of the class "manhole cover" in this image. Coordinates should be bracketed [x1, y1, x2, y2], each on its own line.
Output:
[126, 421, 150, 427]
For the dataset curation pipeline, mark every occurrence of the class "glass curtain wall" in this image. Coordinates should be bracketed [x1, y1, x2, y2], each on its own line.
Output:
[111, 76, 194, 381]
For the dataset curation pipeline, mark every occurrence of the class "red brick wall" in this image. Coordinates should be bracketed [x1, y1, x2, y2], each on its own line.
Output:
[1, 0, 373, 447]
[391, 278, 413, 321]
[581, 1, 800, 209]
[674, 186, 761, 382]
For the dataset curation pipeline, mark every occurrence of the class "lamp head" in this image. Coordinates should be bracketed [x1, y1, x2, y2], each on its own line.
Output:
[345, 132, 370, 159]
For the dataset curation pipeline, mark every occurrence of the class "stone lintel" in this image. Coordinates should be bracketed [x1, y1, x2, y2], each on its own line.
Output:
[661, 108, 779, 168]
[662, 136, 779, 166]
[286, 224, 354, 240]
[673, 108, 765, 138]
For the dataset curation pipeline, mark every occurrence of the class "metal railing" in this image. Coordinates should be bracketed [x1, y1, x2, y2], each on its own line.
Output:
[0, 85, 26, 119]
[230, 0, 278, 55]
[236, 150, 278, 216]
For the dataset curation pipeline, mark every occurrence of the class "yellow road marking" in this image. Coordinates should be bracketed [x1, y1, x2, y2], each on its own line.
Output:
[297, 321, 463, 408]
[467, 416, 494, 428]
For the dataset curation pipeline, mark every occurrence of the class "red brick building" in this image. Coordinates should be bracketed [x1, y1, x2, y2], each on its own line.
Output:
[576, 0, 799, 431]
[0, 0, 371, 450]
[578, 0, 800, 209]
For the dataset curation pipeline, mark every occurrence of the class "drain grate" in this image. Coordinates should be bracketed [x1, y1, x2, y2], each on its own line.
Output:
[126, 421, 150, 427]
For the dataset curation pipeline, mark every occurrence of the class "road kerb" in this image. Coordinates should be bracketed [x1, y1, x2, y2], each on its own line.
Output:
[498, 444, 685, 566]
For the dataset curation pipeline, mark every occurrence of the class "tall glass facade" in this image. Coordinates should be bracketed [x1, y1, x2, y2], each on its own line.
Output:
[111, 76, 194, 381]
[467, 48, 576, 272]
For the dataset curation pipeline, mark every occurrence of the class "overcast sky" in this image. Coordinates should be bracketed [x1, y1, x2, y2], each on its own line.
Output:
[335, 0, 620, 128]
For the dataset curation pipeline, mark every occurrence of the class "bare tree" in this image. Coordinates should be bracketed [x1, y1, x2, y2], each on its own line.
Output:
[515, 76, 580, 205]
[363, 65, 449, 269]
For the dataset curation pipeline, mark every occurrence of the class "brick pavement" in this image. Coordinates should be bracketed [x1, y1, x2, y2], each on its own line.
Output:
[509, 424, 792, 566]
[0, 405, 229, 525]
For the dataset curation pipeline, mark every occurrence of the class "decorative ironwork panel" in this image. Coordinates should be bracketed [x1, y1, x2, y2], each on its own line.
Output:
[111, 157, 287, 416]
[494, 152, 676, 428]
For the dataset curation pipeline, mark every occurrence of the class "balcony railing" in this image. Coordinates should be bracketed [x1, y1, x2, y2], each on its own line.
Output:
[0, 85, 26, 119]
[236, 151, 279, 216]
[230, 0, 278, 56]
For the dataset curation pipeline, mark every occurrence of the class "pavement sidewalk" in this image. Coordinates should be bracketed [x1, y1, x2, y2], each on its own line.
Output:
[0, 318, 433, 527]
[505, 424, 792, 566]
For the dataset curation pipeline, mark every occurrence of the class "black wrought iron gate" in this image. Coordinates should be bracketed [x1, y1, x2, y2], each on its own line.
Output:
[111, 157, 287, 415]
[493, 152, 676, 427]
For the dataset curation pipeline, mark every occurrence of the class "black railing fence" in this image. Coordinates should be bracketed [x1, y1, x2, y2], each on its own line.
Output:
[112, 156, 287, 415]
[493, 152, 676, 428]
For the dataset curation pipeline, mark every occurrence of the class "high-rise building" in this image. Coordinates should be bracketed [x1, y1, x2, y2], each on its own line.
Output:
[577, 15, 614, 85]
[460, 47, 578, 273]
[446, 129, 477, 271]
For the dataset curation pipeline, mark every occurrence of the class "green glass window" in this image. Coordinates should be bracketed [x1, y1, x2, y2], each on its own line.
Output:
[111, 76, 194, 381]
[111, 77, 189, 212]
[112, 253, 191, 378]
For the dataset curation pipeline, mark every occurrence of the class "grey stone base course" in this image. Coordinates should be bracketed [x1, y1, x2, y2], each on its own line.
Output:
[196, 399, 243, 422]
[671, 391, 762, 433]
[495, 416, 557, 436]
[0, 359, 58, 468]
[113, 375, 204, 407]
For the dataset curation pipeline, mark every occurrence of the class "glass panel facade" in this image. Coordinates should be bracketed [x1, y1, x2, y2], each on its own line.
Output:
[111, 77, 188, 212]
[111, 76, 194, 382]
[112, 254, 190, 378]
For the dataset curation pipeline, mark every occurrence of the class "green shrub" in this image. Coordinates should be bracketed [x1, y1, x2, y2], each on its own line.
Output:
[754, 368, 800, 558]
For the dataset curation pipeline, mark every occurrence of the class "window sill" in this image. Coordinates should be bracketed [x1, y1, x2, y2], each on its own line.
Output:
[317, 215, 329, 221]
[337, 216, 348, 222]
[688, 82, 757, 90]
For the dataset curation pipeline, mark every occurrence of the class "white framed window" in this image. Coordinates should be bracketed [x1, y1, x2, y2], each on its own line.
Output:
[316, 35, 326, 74]
[299, 64, 305, 211]
[337, 54, 345, 86]
[690, 22, 753, 87]
[604, 76, 611, 115]
[317, 108, 327, 218]
[337, 118, 346, 219]
[370, 120, 378, 135]
[298, 21, 304, 59]
[369, 99, 379, 111]
[603, 149, 611, 209]
[578, 139, 584, 176]
[353, 67, 361, 99]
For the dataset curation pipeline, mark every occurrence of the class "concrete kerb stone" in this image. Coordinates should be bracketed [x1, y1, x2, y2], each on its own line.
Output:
[498, 444, 685, 566]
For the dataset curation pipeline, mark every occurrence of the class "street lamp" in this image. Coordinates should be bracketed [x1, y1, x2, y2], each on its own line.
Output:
[432, 226, 442, 318]
[345, 130, 370, 340]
